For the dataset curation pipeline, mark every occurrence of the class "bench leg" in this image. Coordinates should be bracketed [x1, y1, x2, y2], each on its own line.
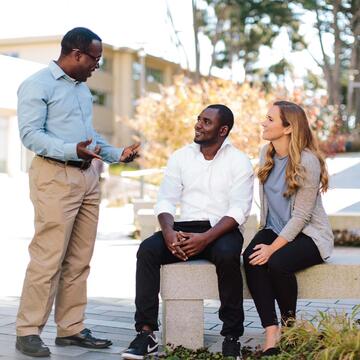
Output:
[162, 299, 204, 349]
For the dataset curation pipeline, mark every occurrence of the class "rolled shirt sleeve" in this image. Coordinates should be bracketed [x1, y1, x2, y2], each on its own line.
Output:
[94, 131, 124, 164]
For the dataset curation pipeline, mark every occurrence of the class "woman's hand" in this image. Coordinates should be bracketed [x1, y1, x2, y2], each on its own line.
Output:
[249, 244, 275, 266]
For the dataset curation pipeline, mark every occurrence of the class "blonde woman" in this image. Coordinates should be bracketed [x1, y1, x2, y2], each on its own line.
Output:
[243, 101, 334, 357]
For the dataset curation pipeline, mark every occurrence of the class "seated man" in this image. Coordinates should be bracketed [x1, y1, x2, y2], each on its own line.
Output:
[122, 104, 254, 360]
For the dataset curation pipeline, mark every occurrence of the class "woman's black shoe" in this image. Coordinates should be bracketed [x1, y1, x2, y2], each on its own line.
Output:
[261, 347, 280, 357]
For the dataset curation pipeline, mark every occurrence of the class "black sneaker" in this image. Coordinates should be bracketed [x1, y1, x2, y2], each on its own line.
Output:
[222, 335, 241, 359]
[122, 330, 158, 359]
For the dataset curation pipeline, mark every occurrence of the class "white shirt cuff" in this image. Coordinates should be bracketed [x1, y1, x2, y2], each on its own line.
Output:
[225, 207, 246, 227]
[64, 143, 78, 161]
[154, 200, 176, 217]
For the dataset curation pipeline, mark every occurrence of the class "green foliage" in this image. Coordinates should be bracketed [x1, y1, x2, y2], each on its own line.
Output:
[157, 309, 360, 359]
[108, 163, 139, 176]
[277, 306, 360, 359]
[158, 344, 258, 359]
[200, 0, 304, 77]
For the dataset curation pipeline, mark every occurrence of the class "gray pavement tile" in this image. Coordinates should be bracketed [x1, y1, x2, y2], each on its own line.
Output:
[296, 300, 311, 306]
[0, 317, 15, 326]
[10, 353, 63, 360]
[337, 299, 360, 305]
[0, 325, 16, 336]
[203, 307, 219, 314]
[83, 319, 134, 330]
[0, 308, 18, 316]
[204, 300, 220, 307]
[245, 322, 263, 329]
[100, 311, 134, 318]
[68, 352, 122, 360]
[74, 346, 124, 355]
[92, 305, 136, 312]
[46, 345, 88, 357]
[306, 299, 344, 304]
[315, 303, 359, 310]
[91, 325, 137, 336]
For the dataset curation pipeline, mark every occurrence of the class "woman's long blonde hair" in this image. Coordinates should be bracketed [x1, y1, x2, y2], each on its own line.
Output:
[258, 100, 329, 197]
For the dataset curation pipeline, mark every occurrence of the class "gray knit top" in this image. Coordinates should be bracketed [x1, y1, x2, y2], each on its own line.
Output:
[264, 155, 291, 234]
[258, 144, 334, 260]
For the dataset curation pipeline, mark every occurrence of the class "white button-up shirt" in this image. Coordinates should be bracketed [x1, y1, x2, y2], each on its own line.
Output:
[154, 139, 254, 233]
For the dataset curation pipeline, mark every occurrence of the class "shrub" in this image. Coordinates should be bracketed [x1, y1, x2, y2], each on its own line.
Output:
[333, 229, 360, 247]
[277, 306, 360, 360]
[157, 308, 360, 359]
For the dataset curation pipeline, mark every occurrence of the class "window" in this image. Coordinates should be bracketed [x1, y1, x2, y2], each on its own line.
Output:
[99, 57, 112, 73]
[146, 67, 164, 85]
[146, 67, 164, 93]
[90, 89, 107, 106]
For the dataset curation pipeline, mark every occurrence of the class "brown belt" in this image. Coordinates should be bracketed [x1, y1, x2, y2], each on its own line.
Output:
[38, 156, 92, 170]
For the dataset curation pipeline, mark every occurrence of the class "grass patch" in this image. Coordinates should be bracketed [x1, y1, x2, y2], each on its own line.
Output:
[108, 163, 139, 176]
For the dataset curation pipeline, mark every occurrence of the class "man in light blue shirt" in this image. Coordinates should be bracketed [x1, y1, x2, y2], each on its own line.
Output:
[16, 27, 140, 358]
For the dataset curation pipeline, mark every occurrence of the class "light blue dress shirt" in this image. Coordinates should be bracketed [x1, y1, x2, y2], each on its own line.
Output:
[18, 61, 123, 163]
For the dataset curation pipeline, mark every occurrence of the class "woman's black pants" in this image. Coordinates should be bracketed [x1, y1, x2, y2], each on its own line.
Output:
[243, 229, 323, 328]
[134, 220, 244, 337]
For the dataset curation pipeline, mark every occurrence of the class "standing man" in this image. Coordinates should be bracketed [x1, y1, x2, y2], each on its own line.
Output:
[122, 104, 254, 360]
[16, 27, 140, 357]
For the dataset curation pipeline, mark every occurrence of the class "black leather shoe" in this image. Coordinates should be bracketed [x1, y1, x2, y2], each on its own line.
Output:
[16, 335, 51, 357]
[261, 347, 280, 357]
[55, 328, 112, 349]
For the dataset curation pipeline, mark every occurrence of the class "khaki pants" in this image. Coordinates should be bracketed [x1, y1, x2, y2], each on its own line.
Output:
[16, 156, 101, 337]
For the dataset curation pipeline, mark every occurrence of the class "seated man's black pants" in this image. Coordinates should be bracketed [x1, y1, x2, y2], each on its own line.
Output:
[134, 220, 244, 338]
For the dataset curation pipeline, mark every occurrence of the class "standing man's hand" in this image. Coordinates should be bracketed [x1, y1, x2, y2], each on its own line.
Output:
[76, 139, 102, 161]
[120, 143, 141, 163]
[177, 231, 209, 257]
[163, 229, 188, 261]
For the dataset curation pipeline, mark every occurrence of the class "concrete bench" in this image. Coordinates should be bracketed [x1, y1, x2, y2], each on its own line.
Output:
[160, 255, 360, 349]
[132, 199, 155, 227]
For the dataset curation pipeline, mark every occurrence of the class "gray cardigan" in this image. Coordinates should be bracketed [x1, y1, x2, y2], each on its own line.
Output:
[259, 145, 334, 260]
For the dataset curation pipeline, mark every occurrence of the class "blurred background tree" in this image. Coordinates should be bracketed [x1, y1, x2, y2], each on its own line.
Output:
[128, 76, 270, 168]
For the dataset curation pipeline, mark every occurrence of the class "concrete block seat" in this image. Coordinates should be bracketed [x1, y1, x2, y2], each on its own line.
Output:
[160, 254, 360, 349]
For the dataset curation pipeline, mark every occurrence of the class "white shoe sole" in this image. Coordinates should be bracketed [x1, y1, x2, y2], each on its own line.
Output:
[122, 351, 158, 359]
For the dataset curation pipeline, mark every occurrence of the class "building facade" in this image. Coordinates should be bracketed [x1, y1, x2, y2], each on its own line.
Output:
[0, 36, 182, 174]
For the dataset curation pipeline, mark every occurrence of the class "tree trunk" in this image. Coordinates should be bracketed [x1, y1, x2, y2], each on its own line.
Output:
[192, 0, 200, 83]
[315, 3, 335, 104]
[347, 2, 360, 126]
[332, 0, 342, 109]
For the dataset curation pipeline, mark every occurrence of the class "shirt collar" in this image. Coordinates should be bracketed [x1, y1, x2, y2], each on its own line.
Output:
[190, 137, 232, 154]
[49, 60, 79, 83]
